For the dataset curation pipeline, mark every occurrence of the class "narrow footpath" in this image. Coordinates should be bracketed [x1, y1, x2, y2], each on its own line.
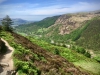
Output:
[0, 38, 14, 75]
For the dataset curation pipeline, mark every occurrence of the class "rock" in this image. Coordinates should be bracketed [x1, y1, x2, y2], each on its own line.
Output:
[52, 13, 100, 35]
[0, 70, 16, 75]
[0, 63, 9, 67]
[0, 71, 8, 75]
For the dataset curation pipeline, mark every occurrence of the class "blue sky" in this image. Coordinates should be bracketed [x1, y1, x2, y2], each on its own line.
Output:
[0, 0, 100, 21]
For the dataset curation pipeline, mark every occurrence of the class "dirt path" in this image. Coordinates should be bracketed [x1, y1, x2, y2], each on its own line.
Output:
[0, 38, 14, 72]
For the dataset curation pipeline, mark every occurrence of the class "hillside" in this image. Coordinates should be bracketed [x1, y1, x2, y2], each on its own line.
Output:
[15, 12, 100, 42]
[0, 31, 96, 75]
[76, 17, 100, 51]
[76, 16, 100, 61]
[15, 15, 60, 35]
[42, 12, 100, 42]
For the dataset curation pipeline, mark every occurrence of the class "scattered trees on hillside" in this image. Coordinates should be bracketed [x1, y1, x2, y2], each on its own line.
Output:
[71, 45, 91, 58]
[1, 15, 13, 32]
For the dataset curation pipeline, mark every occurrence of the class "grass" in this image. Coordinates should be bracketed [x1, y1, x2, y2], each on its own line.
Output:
[0, 31, 41, 75]
[26, 36, 100, 74]
[76, 17, 100, 51]
[74, 61, 100, 75]
[27, 37, 90, 61]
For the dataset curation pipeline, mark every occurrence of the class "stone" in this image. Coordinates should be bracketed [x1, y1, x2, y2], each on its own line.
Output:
[0, 63, 9, 67]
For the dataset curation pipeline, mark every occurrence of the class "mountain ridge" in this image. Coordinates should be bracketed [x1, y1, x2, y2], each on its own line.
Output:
[15, 12, 100, 36]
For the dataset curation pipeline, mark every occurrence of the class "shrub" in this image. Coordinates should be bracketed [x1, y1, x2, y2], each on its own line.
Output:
[76, 47, 86, 54]
[84, 51, 91, 58]
[54, 48, 60, 55]
[93, 56, 100, 62]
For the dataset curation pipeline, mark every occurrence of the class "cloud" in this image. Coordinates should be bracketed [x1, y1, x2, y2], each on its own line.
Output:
[16, 2, 100, 15]
[0, 2, 100, 20]
[0, 0, 6, 4]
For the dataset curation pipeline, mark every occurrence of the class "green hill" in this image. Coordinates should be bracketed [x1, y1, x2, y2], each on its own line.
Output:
[76, 17, 100, 51]
[76, 16, 100, 62]
[15, 13, 100, 43]
[15, 16, 60, 35]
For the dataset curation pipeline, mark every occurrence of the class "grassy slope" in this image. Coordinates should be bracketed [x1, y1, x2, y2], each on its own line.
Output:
[41, 17, 96, 43]
[0, 31, 93, 75]
[0, 31, 45, 75]
[76, 17, 100, 50]
[27, 36, 100, 75]
[76, 17, 100, 60]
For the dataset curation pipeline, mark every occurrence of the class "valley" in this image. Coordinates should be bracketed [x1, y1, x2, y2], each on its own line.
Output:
[0, 11, 100, 75]
[15, 11, 100, 75]
[0, 0, 100, 75]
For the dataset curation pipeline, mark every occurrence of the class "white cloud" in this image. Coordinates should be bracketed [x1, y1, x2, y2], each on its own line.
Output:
[0, 0, 6, 4]
[0, 2, 100, 20]
[16, 2, 100, 15]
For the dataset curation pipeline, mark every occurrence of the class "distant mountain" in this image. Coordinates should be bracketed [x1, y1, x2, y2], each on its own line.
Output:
[15, 15, 60, 34]
[15, 12, 100, 41]
[12, 18, 28, 25]
[0, 18, 33, 26]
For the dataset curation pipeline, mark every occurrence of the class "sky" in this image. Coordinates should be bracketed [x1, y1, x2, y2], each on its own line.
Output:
[0, 0, 100, 21]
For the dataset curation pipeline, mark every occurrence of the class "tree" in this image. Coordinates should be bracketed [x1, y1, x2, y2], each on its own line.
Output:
[1, 15, 13, 31]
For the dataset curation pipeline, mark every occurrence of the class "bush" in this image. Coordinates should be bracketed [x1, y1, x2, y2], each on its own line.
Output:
[76, 47, 86, 54]
[84, 51, 91, 58]
[93, 56, 100, 62]
[54, 48, 60, 55]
